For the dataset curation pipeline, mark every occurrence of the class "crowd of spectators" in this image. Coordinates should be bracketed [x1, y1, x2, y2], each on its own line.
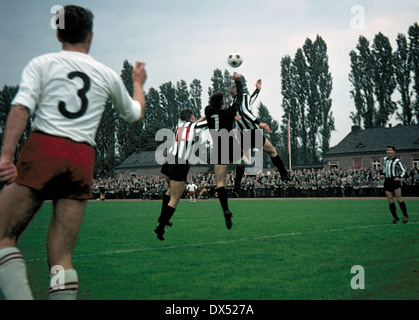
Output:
[92, 166, 419, 200]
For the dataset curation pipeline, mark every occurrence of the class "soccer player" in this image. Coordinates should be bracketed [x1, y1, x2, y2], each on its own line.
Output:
[205, 73, 245, 230]
[155, 109, 207, 241]
[0, 5, 147, 300]
[186, 180, 198, 204]
[383, 146, 409, 223]
[229, 77, 290, 193]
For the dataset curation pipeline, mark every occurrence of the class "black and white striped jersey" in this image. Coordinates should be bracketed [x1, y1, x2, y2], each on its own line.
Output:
[234, 88, 261, 131]
[383, 156, 406, 179]
[168, 119, 208, 163]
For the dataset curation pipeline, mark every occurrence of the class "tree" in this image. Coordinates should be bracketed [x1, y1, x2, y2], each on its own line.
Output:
[349, 50, 365, 127]
[159, 81, 177, 131]
[280, 36, 334, 165]
[116, 60, 144, 161]
[257, 102, 280, 168]
[313, 36, 334, 158]
[140, 87, 166, 150]
[372, 32, 397, 127]
[176, 79, 191, 114]
[280, 54, 302, 166]
[394, 33, 413, 125]
[349, 36, 376, 128]
[189, 79, 202, 117]
[408, 22, 419, 122]
[302, 36, 334, 163]
[95, 100, 117, 177]
[208, 68, 233, 103]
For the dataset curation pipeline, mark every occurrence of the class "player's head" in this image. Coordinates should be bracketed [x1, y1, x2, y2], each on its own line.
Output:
[228, 84, 237, 98]
[180, 108, 195, 121]
[56, 5, 94, 44]
[209, 92, 225, 110]
[386, 145, 396, 157]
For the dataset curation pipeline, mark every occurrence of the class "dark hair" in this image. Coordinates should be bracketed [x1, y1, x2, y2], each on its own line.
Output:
[386, 145, 396, 151]
[209, 92, 225, 110]
[180, 108, 194, 121]
[57, 5, 94, 44]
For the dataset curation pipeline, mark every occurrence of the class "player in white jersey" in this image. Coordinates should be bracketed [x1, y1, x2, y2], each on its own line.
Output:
[383, 146, 409, 223]
[186, 181, 198, 204]
[0, 5, 147, 300]
[155, 109, 207, 240]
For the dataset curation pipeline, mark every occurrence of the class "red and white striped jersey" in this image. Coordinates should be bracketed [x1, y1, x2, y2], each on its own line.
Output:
[168, 119, 208, 163]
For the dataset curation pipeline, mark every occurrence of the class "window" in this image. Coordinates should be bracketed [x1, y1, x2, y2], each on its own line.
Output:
[353, 158, 363, 168]
[371, 158, 381, 170]
[328, 161, 339, 169]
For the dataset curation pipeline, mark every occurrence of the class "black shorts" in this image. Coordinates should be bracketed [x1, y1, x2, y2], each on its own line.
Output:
[384, 178, 402, 192]
[161, 162, 190, 182]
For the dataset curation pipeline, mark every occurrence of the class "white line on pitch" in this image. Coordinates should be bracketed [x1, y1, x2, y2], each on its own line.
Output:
[25, 221, 417, 263]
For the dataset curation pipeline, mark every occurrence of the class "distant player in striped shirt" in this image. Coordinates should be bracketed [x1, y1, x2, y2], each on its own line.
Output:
[155, 109, 207, 240]
[383, 146, 409, 223]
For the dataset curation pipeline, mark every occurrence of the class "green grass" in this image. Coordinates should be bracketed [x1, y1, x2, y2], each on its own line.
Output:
[5, 198, 419, 300]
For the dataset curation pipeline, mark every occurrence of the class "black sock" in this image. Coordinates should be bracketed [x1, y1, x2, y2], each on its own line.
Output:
[271, 155, 287, 177]
[399, 201, 408, 218]
[160, 194, 170, 214]
[389, 203, 398, 219]
[216, 187, 229, 212]
[234, 165, 245, 190]
[158, 204, 176, 226]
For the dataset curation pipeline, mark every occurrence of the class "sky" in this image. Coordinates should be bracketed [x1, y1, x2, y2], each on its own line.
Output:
[1, 0, 418, 146]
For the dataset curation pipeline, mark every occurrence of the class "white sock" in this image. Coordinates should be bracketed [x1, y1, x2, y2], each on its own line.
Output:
[0, 247, 34, 300]
[49, 269, 79, 300]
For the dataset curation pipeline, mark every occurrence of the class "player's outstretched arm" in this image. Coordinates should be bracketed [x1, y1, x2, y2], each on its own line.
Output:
[132, 61, 147, 121]
[0, 105, 30, 183]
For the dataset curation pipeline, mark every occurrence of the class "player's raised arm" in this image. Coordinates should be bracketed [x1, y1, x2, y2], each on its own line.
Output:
[132, 61, 147, 122]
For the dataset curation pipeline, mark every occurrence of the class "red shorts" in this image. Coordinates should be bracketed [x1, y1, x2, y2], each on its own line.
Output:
[188, 191, 195, 196]
[15, 132, 95, 200]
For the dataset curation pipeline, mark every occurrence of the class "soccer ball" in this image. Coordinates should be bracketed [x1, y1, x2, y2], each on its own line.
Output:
[227, 52, 243, 68]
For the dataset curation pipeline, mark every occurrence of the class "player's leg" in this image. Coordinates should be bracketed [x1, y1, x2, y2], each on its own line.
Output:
[234, 164, 245, 196]
[46, 198, 87, 300]
[159, 175, 172, 225]
[155, 180, 185, 241]
[214, 164, 232, 229]
[263, 139, 289, 179]
[0, 183, 43, 300]
[394, 188, 408, 223]
[385, 190, 399, 223]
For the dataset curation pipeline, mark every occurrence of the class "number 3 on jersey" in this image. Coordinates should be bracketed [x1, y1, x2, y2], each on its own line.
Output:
[59, 71, 90, 119]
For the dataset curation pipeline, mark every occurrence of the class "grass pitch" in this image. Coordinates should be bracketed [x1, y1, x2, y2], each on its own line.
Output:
[7, 198, 419, 300]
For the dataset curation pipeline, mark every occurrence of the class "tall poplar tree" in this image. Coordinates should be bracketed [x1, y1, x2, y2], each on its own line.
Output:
[394, 33, 413, 125]
[408, 22, 419, 122]
[372, 32, 397, 127]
